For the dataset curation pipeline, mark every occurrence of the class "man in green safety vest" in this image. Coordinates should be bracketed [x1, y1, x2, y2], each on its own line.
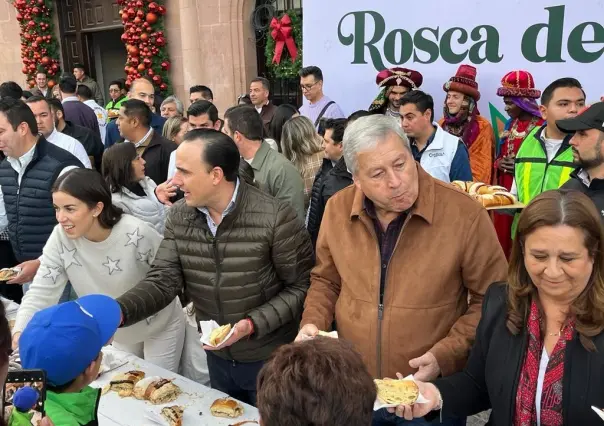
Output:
[511, 78, 586, 236]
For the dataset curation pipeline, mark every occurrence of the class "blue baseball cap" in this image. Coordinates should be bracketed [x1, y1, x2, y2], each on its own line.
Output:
[20, 294, 121, 386]
[13, 386, 39, 412]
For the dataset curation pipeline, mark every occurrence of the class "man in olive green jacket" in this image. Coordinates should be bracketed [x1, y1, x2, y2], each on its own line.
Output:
[117, 129, 313, 406]
[223, 105, 306, 220]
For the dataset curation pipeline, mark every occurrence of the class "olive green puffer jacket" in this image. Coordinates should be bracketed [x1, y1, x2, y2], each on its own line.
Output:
[118, 181, 313, 362]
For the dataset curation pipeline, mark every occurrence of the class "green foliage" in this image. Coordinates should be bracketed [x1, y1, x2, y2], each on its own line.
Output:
[265, 11, 302, 79]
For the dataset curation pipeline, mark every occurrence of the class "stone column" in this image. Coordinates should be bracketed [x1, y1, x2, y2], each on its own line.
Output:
[173, 0, 257, 115]
[0, 2, 27, 87]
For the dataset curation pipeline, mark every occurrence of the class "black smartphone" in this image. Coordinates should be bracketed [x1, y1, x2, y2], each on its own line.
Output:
[2, 369, 46, 423]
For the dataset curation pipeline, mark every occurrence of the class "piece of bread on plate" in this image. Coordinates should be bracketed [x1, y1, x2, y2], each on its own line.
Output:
[374, 379, 420, 405]
[209, 324, 231, 346]
[160, 405, 184, 426]
[210, 397, 243, 418]
[107, 370, 145, 397]
[133, 376, 162, 400]
[145, 379, 182, 405]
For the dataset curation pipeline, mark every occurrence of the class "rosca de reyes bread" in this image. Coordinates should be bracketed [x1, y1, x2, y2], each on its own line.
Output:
[160, 405, 184, 426]
[209, 324, 231, 346]
[210, 397, 244, 418]
[450, 181, 516, 208]
[103, 370, 145, 397]
[374, 379, 420, 405]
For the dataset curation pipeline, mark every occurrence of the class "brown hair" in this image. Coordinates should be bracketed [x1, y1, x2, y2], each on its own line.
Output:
[507, 190, 604, 350]
[101, 142, 138, 193]
[257, 338, 376, 426]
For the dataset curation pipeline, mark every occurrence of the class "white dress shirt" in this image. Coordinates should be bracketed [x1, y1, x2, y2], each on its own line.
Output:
[83, 99, 108, 144]
[47, 128, 91, 168]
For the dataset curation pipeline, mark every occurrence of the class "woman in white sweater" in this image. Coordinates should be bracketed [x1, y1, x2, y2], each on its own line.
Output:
[102, 142, 169, 234]
[12, 169, 185, 372]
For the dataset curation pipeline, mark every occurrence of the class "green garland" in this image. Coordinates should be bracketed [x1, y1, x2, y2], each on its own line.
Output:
[14, 0, 62, 86]
[265, 11, 302, 79]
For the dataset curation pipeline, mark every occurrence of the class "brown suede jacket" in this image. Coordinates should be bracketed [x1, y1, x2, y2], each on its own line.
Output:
[300, 164, 508, 379]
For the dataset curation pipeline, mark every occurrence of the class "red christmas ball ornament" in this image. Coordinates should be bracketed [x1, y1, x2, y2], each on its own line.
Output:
[51, 63, 58, 71]
[160, 61, 170, 70]
[160, 83, 167, 91]
[41, 56, 50, 65]
[140, 33, 148, 42]
[28, 79, 35, 88]
[37, 0, 44, 4]
[120, 32, 129, 42]
[129, 46, 139, 56]
[127, 7, 135, 17]
[122, 11, 129, 21]
[124, 65, 130, 73]
[47, 79, 56, 88]
[27, 20, 35, 27]
[16, 13, 23, 21]
[143, 58, 151, 66]
[135, 0, 143, 7]
[136, 9, 144, 18]
[22, 66, 28, 74]
[148, 2, 158, 11]
[152, 74, 161, 84]
[155, 36, 165, 46]
[32, 42, 38, 48]
[157, 5, 166, 15]
[32, 7, 39, 13]
[35, 36, 43, 43]
[130, 57, 139, 65]
[137, 63, 146, 72]
[147, 69, 154, 76]
[48, 69, 55, 76]
[145, 12, 157, 24]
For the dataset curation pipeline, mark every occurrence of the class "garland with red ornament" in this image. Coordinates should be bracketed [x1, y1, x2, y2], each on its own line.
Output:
[13, 0, 61, 89]
[118, 0, 172, 94]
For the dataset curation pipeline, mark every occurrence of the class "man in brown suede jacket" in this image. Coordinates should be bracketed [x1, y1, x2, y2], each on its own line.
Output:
[295, 115, 507, 425]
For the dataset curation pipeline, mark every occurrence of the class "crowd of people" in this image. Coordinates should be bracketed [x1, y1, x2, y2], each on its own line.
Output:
[0, 60, 603, 426]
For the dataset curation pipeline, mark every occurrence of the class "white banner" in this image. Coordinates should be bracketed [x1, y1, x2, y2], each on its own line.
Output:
[302, 0, 604, 136]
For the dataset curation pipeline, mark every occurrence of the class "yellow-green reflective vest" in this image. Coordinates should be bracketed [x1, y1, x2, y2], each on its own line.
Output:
[512, 126, 574, 236]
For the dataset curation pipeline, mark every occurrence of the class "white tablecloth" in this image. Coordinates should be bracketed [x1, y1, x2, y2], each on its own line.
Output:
[92, 346, 260, 426]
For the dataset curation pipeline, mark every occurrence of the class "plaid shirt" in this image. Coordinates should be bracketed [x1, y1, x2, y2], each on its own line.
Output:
[364, 197, 407, 302]
[300, 151, 326, 209]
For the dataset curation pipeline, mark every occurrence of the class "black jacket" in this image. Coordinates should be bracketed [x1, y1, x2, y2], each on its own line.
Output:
[308, 157, 352, 248]
[0, 137, 83, 262]
[61, 120, 104, 171]
[432, 283, 604, 425]
[306, 159, 333, 244]
[140, 130, 176, 185]
[117, 181, 313, 362]
[561, 169, 604, 220]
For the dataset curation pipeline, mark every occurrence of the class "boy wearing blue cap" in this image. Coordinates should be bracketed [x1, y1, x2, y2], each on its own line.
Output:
[19, 295, 121, 426]
[9, 386, 39, 426]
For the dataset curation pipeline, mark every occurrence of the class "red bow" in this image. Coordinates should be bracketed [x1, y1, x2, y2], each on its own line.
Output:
[270, 14, 298, 65]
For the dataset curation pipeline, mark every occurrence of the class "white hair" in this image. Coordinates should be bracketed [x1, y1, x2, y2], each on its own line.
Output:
[343, 115, 410, 175]
[161, 95, 184, 115]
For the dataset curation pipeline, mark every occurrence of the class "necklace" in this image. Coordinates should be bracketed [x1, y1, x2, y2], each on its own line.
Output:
[547, 330, 561, 337]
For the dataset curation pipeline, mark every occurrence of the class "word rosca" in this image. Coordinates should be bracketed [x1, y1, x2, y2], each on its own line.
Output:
[338, 5, 604, 70]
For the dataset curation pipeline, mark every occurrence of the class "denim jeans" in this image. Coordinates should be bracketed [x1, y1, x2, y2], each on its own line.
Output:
[372, 409, 466, 426]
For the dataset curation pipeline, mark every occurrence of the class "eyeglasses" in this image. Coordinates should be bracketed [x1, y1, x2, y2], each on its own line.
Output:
[300, 81, 320, 92]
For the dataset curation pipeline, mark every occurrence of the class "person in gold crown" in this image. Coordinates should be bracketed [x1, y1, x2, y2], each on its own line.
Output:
[369, 68, 423, 118]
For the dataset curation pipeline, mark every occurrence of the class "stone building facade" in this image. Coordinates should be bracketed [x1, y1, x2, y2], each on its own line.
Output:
[0, 0, 260, 115]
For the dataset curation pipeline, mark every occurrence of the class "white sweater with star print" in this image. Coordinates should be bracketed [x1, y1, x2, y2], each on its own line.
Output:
[14, 214, 181, 344]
